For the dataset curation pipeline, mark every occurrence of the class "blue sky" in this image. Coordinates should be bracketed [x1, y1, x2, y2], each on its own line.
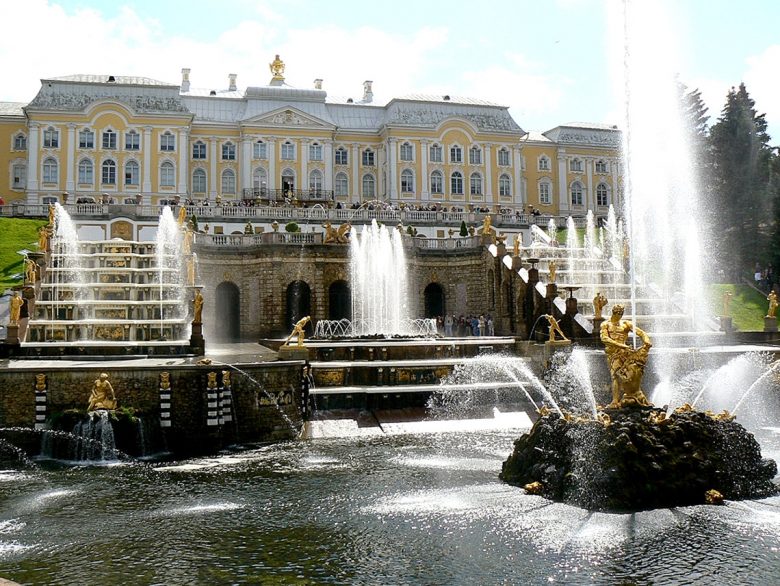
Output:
[2, 0, 779, 140]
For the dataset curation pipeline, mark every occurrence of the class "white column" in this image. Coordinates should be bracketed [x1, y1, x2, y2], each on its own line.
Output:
[351, 143, 359, 200]
[142, 126, 152, 194]
[484, 143, 492, 205]
[241, 137, 251, 196]
[513, 145, 523, 207]
[323, 140, 333, 192]
[387, 138, 397, 201]
[377, 144, 386, 198]
[26, 123, 40, 203]
[301, 139, 309, 192]
[268, 139, 277, 190]
[585, 158, 594, 211]
[177, 128, 188, 194]
[209, 137, 218, 198]
[65, 124, 76, 192]
[557, 149, 569, 213]
[420, 140, 429, 200]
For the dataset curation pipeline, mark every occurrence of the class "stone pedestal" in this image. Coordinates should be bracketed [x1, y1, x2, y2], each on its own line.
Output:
[278, 345, 310, 361]
[592, 317, 605, 340]
[545, 283, 558, 300]
[4, 324, 20, 346]
[764, 316, 778, 333]
[189, 322, 205, 355]
[544, 339, 571, 362]
[720, 316, 735, 333]
[565, 297, 579, 316]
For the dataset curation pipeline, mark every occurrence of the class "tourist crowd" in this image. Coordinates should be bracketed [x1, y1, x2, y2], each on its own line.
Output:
[436, 314, 495, 337]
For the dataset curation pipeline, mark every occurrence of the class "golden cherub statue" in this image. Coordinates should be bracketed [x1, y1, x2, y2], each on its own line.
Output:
[160, 371, 171, 391]
[35, 373, 47, 392]
[207, 371, 218, 390]
[193, 289, 204, 324]
[600, 304, 653, 408]
[269, 54, 285, 80]
[767, 290, 778, 319]
[543, 314, 568, 342]
[88, 373, 117, 411]
[283, 316, 311, 347]
[593, 291, 608, 320]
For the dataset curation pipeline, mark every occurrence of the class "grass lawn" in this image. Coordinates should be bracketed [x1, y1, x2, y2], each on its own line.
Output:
[708, 283, 770, 332]
[0, 217, 46, 291]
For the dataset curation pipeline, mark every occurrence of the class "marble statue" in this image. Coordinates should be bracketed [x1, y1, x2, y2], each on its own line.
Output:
[544, 314, 568, 342]
[593, 292, 608, 320]
[600, 304, 653, 408]
[767, 290, 778, 319]
[88, 373, 117, 411]
[284, 316, 311, 347]
[8, 292, 23, 326]
[193, 289, 204, 324]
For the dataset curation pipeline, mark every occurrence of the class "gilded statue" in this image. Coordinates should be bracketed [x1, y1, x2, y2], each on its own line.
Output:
[48, 203, 55, 226]
[323, 221, 351, 244]
[593, 292, 608, 320]
[9, 292, 23, 326]
[38, 226, 50, 251]
[222, 370, 231, 388]
[35, 373, 47, 392]
[24, 258, 37, 283]
[182, 228, 193, 255]
[207, 371, 218, 390]
[544, 314, 568, 342]
[159, 371, 171, 390]
[722, 291, 733, 317]
[193, 289, 204, 324]
[284, 316, 311, 347]
[481, 215, 492, 235]
[513, 238, 521, 257]
[547, 261, 557, 283]
[177, 206, 187, 227]
[767, 290, 778, 318]
[269, 54, 285, 80]
[600, 304, 653, 408]
[88, 373, 117, 411]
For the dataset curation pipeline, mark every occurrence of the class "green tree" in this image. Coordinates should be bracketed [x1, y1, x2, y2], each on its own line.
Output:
[459, 220, 468, 237]
[708, 83, 773, 277]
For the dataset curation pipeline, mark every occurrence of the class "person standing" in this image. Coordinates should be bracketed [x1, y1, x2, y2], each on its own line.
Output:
[444, 314, 453, 337]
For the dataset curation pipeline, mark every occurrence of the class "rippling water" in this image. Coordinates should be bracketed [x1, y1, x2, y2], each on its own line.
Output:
[1, 431, 779, 585]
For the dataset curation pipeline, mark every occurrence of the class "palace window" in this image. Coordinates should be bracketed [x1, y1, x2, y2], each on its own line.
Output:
[43, 127, 59, 149]
[429, 143, 442, 163]
[13, 133, 26, 151]
[254, 140, 267, 159]
[281, 141, 295, 160]
[192, 141, 206, 160]
[42, 157, 58, 183]
[335, 146, 348, 165]
[335, 172, 348, 197]
[498, 147, 510, 166]
[101, 160, 116, 184]
[430, 170, 443, 195]
[160, 161, 175, 187]
[79, 129, 94, 149]
[77, 159, 93, 184]
[597, 183, 609, 206]
[539, 155, 551, 171]
[499, 174, 512, 197]
[362, 149, 375, 166]
[400, 142, 414, 162]
[221, 169, 236, 194]
[102, 129, 117, 150]
[469, 146, 482, 165]
[401, 169, 414, 193]
[595, 160, 608, 174]
[539, 181, 552, 204]
[470, 172, 483, 196]
[571, 181, 583, 205]
[451, 171, 463, 195]
[160, 131, 176, 152]
[362, 174, 375, 198]
[252, 167, 267, 189]
[125, 161, 139, 186]
[309, 169, 323, 192]
[12, 163, 26, 189]
[570, 158, 583, 173]
[309, 142, 322, 161]
[450, 145, 463, 164]
[222, 141, 236, 161]
[125, 130, 140, 151]
[192, 168, 206, 193]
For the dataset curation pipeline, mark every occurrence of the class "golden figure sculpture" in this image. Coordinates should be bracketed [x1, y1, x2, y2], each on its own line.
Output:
[160, 371, 171, 391]
[187, 256, 197, 286]
[600, 304, 653, 408]
[48, 203, 55, 226]
[222, 371, 231, 388]
[9, 292, 24, 326]
[24, 258, 37, 284]
[207, 371, 218, 390]
[35, 373, 47, 392]
[38, 226, 50, 251]
[193, 289, 204, 324]
[88, 373, 117, 411]
[323, 221, 351, 244]
[283, 316, 311, 347]
[593, 292, 608, 320]
[543, 314, 568, 342]
[513, 238, 520, 257]
[722, 291, 733, 317]
[547, 261, 557, 283]
[766, 290, 778, 318]
[177, 206, 187, 227]
[481, 215, 492, 235]
[269, 54, 285, 80]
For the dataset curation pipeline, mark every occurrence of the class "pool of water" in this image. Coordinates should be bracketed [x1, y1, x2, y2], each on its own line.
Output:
[1, 430, 780, 585]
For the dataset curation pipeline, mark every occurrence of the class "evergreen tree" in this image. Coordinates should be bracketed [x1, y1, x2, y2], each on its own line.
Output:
[708, 83, 773, 277]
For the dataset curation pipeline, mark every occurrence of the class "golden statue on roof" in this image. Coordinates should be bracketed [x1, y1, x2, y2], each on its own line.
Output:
[270, 54, 285, 81]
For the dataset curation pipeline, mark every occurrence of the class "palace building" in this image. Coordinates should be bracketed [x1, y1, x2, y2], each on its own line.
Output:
[0, 57, 621, 215]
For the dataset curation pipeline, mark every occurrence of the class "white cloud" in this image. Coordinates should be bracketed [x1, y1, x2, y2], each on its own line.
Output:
[744, 45, 780, 141]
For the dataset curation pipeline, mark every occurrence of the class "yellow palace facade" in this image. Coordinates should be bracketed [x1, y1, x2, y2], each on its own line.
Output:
[0, 58, 622, 215]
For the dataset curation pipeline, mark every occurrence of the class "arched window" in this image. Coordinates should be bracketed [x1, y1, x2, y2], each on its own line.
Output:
[362, 148, 374, 166]
[221, 141, 236, 161]
[362, 174, 375, 198]
[221, 169, 236, 194]
[13, 133, 27, 151]
[281, 168, 295, 193]
[450, 145, 463, 163]
[595, 160, 608, 173]
[538, 155, 551, 171]
[160, 161, 175, 187]
[335, 146, 348, 165]
[470, 172, 483, 196]
[160, 131, 175, 152]
[400, 142, 414, 161]
[254, 140, 267, 159]
[498, 147, 510, 166]
[539, 180, 552, 204]
[570, 158, 583, 173]
[469, 145, 482, 165]
[125, 130, 140, 150]
[43, 127, 59, 149]
[570, 181, 583, 205]
[78, 129, 94, 149]
[78, 159, 93, 184]
[43, 158, 59, 183]
[309, 169, 323, 192]
[102, 129, 117, 150]
[451, 171, 463, 194]
[12, 162, 27, 189]
[192, 168, 206, 193]
[309, 142, 322, 161]
[252, 167, 267, 189]
[499, 174, 512, 197]
[430, 170, 443, 194]
[429, 143, 442, 163]
[101, 160, 116, 184]
[281, 140, 295, 160]
[596, 183, 609, 206]
[124, 160, 139, 186]
[401, 169, 414, 193]
[192, 141, 206, 160]
[335, 172, 348, 197]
